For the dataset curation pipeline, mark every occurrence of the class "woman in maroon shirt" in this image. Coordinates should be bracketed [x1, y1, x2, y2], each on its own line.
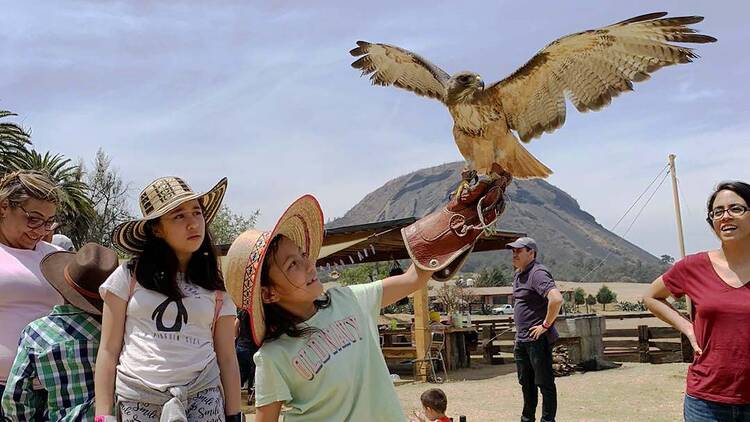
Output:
[645, 181, 750, 421]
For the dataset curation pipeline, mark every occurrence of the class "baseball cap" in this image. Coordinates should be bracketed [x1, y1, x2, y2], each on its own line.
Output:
[505, 237, 537, 252]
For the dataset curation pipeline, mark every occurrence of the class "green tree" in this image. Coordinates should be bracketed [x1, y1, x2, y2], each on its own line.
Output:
[337, 263, 389, 286]
[673, 295, 687, 310]
[596, 285, 617, 311]
[209, 205, 260, 245]
[383, 296, 414, 315]
[475, 264, 512, 287]
[659, 254, 676, 265]
[0, 110, 31, 176]
[585, 294, 597, 313]
[574, 288, 586, 311]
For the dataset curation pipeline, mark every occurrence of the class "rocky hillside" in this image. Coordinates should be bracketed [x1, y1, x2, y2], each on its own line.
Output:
[328, 162, 665, 282]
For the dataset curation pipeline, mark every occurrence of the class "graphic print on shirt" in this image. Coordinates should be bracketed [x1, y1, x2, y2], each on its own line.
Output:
[291, 315, 363, 381]
[151, 297, 188, 332]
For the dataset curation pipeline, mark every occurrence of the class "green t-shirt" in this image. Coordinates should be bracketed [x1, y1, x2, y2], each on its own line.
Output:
[253, 280, 406, 421]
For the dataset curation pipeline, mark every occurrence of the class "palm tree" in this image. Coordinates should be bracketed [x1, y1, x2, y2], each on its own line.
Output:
[15, 150, 95, 246]
[0, 110, 32, 177]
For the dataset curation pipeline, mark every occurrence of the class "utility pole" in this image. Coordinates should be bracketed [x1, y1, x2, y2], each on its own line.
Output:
[668, 154, 691, 319]
[669, 154, 687, 259]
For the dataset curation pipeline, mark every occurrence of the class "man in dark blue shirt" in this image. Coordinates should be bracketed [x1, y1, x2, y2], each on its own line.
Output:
[508, 237, 563, 422]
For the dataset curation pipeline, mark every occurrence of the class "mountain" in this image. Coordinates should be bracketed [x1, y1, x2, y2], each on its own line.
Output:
[328, 162, 666, 282]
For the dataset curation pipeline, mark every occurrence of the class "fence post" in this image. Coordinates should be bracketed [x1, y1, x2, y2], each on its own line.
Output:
[481, 326, 495, 364]
[638, 325, 650, 363]
[680, 333, 694, 363]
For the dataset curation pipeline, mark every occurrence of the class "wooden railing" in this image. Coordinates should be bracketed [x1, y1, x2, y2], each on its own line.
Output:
[380, 312, 693, 365]
[604, 325, 692, 363]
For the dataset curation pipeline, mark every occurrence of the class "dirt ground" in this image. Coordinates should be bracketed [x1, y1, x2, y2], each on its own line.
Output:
[245, 362, 688, 421]
[396, 362, 688, 422]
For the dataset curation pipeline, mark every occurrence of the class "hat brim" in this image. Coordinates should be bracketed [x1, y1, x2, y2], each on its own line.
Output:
[41, 251, 103, 315]
[225, 194, 324, 347]
[112, 177, 228, 255]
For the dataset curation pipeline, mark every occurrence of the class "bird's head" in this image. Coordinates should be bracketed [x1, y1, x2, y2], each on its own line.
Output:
[447, 71, 485, 103]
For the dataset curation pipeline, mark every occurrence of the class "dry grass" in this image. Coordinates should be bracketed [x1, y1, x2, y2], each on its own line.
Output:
[245, 362, 688, 421]
[397, 362, 688, 422]
[557, 281, 650, 304]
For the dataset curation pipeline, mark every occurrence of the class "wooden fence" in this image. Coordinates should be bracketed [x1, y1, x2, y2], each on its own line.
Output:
[603, 325, 692, 363]
[380, 313, 692, 366]
[471, 313, 692, 365]
[602, 312, 692, 364]
[471, 317, 516, 363]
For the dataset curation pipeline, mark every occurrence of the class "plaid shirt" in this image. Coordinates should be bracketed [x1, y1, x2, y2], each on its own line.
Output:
[1, 304, 101, 421]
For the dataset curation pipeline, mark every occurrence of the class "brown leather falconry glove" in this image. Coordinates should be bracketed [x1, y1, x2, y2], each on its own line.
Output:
[401, 171, 512, 281]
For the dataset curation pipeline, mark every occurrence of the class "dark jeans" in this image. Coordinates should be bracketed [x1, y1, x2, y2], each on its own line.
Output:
[514, 338, 557, 422]
[685, 394, 750, 421]
[236, 343, 257, 389]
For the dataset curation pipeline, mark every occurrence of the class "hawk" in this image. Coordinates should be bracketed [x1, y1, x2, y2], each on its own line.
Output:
[350, 12, 715, 181]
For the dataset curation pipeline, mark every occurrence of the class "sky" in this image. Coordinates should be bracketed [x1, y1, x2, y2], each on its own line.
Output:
[2, 1, 748, 259]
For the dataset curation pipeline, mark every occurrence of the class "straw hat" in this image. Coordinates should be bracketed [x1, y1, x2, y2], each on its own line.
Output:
[112, 176, 227, 255]
[41, 243, 119, 315]
[225, 195, 324, 346]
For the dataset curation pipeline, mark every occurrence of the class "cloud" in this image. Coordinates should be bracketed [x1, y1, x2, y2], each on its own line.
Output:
[2, 1, 747, 260]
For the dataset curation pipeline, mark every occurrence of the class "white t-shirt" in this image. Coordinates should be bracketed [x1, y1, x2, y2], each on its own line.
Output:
[99, 264, 236, 391]
[0, 241, 63, 384]
[254, 280, 406, 421]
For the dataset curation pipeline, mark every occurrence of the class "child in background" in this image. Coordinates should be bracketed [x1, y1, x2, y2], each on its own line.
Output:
[410, 388, 451, 422]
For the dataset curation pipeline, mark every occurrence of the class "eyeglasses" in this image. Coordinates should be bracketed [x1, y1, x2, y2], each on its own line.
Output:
[18, 205, 59, 230]
[707, 204, 748, 221]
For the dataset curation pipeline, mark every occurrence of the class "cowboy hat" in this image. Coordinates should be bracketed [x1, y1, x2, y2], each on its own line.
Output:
[112, 176, 227, 255]
[225, 195, 324, 346]
[41, 243, 119, 315]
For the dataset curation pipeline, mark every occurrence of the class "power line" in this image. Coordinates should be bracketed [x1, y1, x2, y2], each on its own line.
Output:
[621, 171, 671, 238]
[581, 166, 670, 281]
[608, 164, 669, 233]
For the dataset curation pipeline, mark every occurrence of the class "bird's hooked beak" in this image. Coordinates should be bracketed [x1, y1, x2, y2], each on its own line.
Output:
[476, 75, 485, 90]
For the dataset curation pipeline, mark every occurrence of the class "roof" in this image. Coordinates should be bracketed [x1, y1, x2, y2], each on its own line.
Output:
[316, 218, 526, 267]
[216, 217, 526, 268]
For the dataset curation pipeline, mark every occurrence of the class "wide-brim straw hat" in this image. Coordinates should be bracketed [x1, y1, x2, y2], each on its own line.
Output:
[112, 176, 228, 255]
[225, 195, 324, 346]
[41, 243, 120, 315]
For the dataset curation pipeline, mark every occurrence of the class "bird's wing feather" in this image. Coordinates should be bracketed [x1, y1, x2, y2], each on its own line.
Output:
[350, 41, 451, 102]
[480, 12, 716, 142]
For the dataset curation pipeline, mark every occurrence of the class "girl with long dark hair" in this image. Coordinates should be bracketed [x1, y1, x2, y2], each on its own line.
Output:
[225, 195, 434, 421]
[94, 177, 242, 421]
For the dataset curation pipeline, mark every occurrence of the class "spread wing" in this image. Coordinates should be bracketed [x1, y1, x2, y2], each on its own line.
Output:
[481, 12, 716, 142]
[350, 41, 450, 102]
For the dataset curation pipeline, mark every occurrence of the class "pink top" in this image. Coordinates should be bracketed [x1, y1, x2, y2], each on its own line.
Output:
[0, 241, 63, 384]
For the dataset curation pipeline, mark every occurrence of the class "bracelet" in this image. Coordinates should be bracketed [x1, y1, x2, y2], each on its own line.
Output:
[226, 413, 244, 422]
[94, 417, 117, 422]
[542, 321, 552, 329]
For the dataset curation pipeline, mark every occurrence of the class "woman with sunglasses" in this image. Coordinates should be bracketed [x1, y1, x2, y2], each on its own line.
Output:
[0, 170, 64, 419]
[644, 181, 750, 421]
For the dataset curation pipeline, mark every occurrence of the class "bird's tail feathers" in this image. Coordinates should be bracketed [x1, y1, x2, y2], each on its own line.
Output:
[503, 142, 552, 179]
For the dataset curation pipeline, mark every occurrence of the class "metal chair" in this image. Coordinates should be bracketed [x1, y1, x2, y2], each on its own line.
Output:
[411, 331, 448, 383]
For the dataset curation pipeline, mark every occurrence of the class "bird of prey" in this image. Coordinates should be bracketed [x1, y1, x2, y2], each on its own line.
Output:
[350, 12, 715, 183]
